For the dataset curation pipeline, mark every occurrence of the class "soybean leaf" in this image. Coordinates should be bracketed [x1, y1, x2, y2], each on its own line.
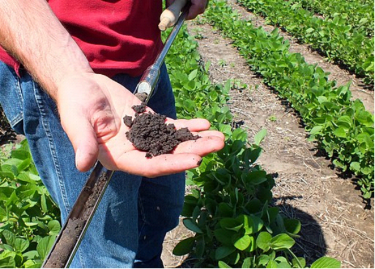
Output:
[254, 129, 267, 146]
[218, 260, 232, 268]
[234, 235, 251, 251]
[292, 257, 306, 268]
[275, 256, 292, 268]
[48, 220, 61, 236]
[188, 69, 198, 81]
[337, 115, 352, 129]
[0, 171, 15, 180]
[215, 246, 236, 260]
[270, 234, 295, 250]
[17, 171, 41, 183]
[311, 257, 341, 268]
[0, 250, 16, 268]
[2, 230, 16, 247]
[244, 147, 262, 164]
[256, 232, 272, 252]
[214, 228, 236, 245]
[220, 218, 243, 232]
[266, 260, 278, 268]
[242, 215, 263, 235]
[258, 254, 270, 266]
[41, 194, 48, 213]
[14, 237, 30, 253]
[22, 250, 39, 261]
[173, 237, 195, 256]
[195, 236, 205, 258]
[218, 203, 234, 218]
[242, 257, 251, 268]
[283, 218, 301, 235]
[36, 235, 56, 260]
[310, 125, 323, 135]
[23, 259, 41, 268]
[183, 218, 203, 234]
[242, 171, 268, 186]
[333, 127, 346, 138]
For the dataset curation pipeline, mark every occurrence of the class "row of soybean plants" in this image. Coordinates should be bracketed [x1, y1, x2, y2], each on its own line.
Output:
[289, 0, 374, 37]
[236, 0, 374, 84]
[164, 28, 340, 268]
[204, 0, 374, 199]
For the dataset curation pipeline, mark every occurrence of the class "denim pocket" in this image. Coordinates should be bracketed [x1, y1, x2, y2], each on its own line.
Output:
[0, 61, 24, 133]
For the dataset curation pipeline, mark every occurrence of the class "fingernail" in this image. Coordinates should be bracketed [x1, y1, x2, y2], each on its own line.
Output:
[75, 148, 81, 170]
[197, 159, 203, 166]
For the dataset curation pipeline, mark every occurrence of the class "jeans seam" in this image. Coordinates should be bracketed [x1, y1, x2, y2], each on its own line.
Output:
[137, 192, 146, 240]
[33, 81, 87, 267]
[9, 68, 24, 127]
[32, 82, 70, 217]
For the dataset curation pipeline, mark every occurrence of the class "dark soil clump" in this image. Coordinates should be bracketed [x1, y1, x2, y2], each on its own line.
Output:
[124, 103, 200, 157]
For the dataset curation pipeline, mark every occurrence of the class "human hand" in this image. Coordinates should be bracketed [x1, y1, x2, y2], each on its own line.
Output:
[185, 0, 208, 20]
[56, 73, 224, 177]
[166, 0, 208, 20]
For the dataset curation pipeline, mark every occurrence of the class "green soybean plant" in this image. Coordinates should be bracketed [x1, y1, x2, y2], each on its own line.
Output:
[174, 129, 340, 268]
[0, 140, 61, 268]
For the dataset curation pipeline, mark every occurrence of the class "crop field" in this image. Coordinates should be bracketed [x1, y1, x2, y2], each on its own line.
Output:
[0, 0, 373, 268]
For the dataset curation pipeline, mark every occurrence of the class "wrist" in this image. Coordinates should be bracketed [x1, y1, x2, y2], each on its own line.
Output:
[31, 36, 94, 101]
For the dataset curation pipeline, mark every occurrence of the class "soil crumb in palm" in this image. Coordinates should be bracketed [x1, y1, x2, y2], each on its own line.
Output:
[124, 103, 199, 158]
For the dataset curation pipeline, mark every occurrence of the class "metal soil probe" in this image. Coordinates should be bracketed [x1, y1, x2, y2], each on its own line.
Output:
[42, 4, 189, 268]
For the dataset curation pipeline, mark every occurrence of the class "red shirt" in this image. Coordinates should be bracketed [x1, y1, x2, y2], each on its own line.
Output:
[0, 0, 163, 77]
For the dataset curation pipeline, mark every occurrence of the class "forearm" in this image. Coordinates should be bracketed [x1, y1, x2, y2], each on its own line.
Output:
[0, 0, 92, 100]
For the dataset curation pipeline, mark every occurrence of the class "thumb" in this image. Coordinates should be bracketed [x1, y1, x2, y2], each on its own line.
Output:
[62, 114, 99, 172]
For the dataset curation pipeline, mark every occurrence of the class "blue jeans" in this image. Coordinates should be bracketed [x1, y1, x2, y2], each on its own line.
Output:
[0, 61, 185, 268]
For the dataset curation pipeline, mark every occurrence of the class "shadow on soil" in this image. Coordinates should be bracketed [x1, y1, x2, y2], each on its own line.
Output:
[273, 197, 328, 266]
[176, 199, 327, 268]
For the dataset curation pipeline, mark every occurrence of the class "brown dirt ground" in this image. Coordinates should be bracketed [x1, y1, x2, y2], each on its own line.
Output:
[162, 2, 374, 268]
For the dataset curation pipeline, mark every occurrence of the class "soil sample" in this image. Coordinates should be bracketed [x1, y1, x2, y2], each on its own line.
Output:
[134, 92, 148, 102]
[44, 218, 86, 268]
[124, 102, 200, 157]
[43, 173, 110, 268]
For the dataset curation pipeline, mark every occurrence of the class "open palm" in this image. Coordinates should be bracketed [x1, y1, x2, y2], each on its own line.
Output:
[56, 73, 225, 177]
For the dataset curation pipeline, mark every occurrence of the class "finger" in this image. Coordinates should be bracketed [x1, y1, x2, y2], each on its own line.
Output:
[106, 132, 224, 177]
[62, 114, 99, 172]
[186, 0, 207, 20]
[173, 134, 225, 156]
[194, 130, 225, 141]
[167, 118, 211, 132]
[117, 152, 204, 178]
